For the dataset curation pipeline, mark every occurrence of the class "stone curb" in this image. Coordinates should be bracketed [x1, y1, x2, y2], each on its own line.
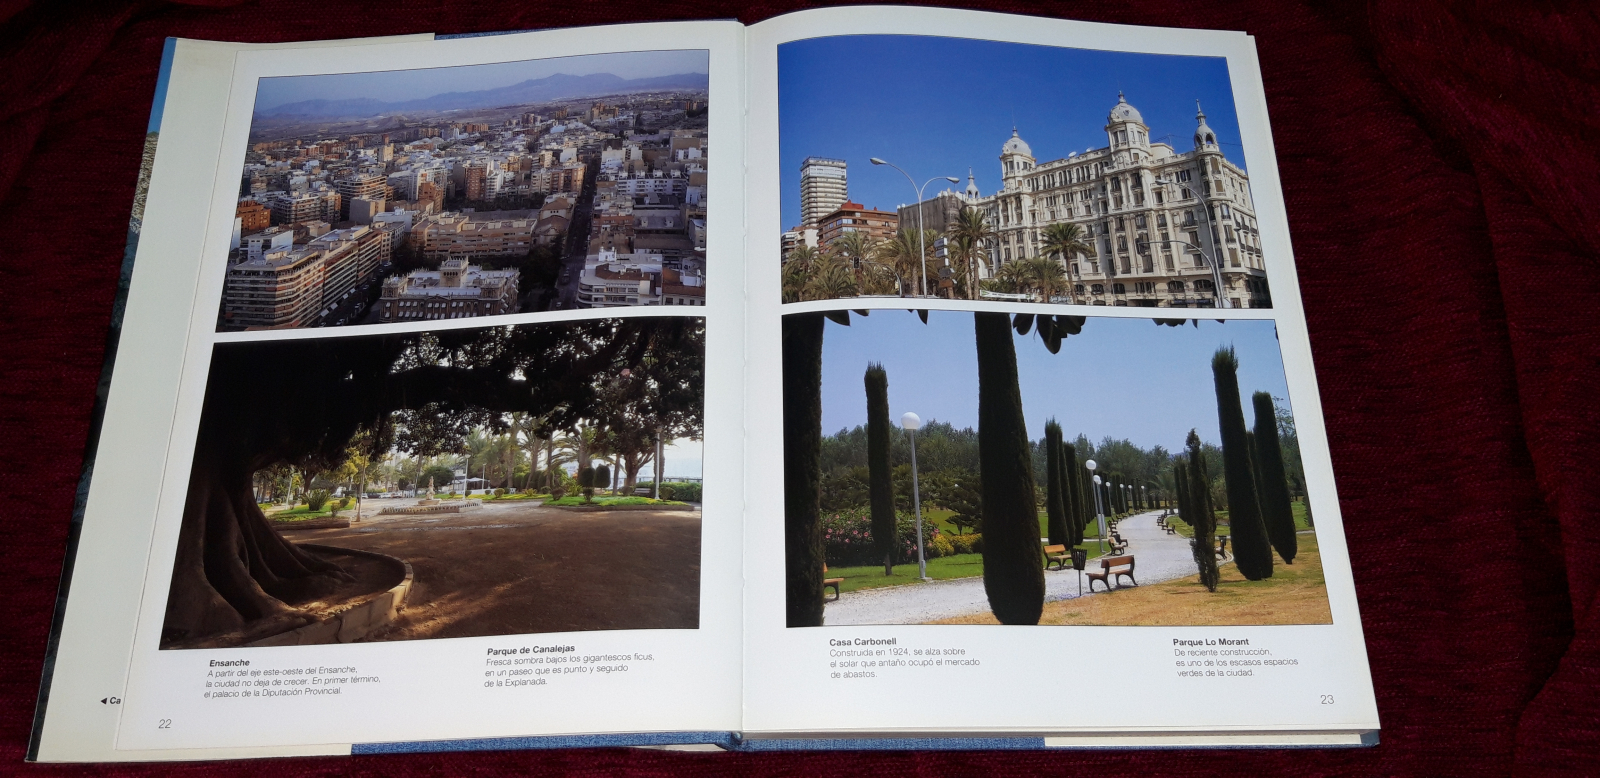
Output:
[272, 517, 350, 531]
[246, 544, 414, 648]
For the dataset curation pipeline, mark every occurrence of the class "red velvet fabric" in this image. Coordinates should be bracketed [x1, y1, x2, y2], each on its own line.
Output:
[3, 1, 1597, 774]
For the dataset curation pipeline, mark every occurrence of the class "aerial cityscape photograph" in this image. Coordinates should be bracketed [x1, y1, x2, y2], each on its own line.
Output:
[219, 50, 709, 332]
[779, 36, 1270, 309]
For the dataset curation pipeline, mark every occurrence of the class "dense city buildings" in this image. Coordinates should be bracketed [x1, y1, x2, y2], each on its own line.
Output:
[792, 95, 1270, 309]
[219, 67, 709, 330]
[799, 156, 848, 228]
[377, 258, 520, 322]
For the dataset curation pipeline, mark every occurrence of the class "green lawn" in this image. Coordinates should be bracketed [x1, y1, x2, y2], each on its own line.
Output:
[1171, 499, 1312, 538]
[546, 495, 685, 507]
[922, 507, 1105, 542]
[827, 553, 987, 594]
[267, 504, 340, 521]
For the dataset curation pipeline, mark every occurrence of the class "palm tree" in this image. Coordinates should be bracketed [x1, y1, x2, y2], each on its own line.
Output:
[804, 251, 858, 301]
[782, 245, 820, 304]
[876, 228, 935, 296]
[947, 206, 997, 299]
[1040, 222, 1091, 304]
[1020, 255, 1068, 303]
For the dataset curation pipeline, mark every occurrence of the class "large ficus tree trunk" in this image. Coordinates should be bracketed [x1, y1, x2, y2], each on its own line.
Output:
[975, 312, 1044, 625]
[783, 313, 827, 627]
[161, 318, 702, 646]
[163, 442, 353, 646]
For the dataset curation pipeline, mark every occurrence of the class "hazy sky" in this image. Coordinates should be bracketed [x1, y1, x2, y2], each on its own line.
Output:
[818, 312, 1291, 453]
[255, 49, 710, 111]
[779, 35, 1245, 229]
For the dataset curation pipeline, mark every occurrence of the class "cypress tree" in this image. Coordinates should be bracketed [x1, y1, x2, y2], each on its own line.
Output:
[975, 312, 1045, 624]
[1252, 392, 1298, 564]
[1174, 458, 1192, 525]
[864, 364, 896, 575]
[1043, 421, 1069, 546]
[783, 313, 827, 626]
[1186, 431, 1221, 592]
[1212, 347, 1272, 580]
[1062, 441, 1084, 547]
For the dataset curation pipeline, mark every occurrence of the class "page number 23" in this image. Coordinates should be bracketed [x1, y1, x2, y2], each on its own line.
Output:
[1319, 695, 1335, 705]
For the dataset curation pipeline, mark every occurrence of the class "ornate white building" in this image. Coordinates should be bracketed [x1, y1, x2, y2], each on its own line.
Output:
[969, 95, 1270, 308]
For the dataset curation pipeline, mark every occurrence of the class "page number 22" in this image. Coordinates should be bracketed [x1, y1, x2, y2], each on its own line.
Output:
[157, 719, 172, 729]
[1319, 695, 1335, 705]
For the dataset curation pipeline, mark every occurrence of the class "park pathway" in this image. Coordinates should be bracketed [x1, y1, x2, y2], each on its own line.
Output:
[823, 509, 1205, 626]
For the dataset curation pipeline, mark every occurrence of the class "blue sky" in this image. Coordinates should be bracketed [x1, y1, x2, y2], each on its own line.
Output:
[779, 35, 1245, 230]
[818, 312, 1291, 452]
[254, 50, 709, 112]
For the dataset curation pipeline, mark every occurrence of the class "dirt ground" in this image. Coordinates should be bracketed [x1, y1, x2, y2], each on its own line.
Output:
[289, 498, 701, 641]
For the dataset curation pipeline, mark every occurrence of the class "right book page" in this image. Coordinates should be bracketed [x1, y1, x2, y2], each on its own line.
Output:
[741, 6, 1379, 743]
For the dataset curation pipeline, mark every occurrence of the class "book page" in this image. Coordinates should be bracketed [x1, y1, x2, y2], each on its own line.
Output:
[741, 6, 1378, 741]
[36, 21, 747, 760]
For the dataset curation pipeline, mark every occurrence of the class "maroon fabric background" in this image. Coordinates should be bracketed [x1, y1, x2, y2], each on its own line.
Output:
[3, 0, 1598, 774]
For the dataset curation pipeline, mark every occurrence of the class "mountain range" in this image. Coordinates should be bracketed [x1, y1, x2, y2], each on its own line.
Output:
[255, 72, 709, 119]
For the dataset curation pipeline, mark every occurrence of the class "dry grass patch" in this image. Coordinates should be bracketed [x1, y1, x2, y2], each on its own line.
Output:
[931, 533, 1332, 627]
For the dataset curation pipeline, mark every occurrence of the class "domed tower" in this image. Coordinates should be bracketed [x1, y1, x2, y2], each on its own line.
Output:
[999, 128, 1034, 190]
[1194, 100, 1219, 152]
[964, 168, 980, 202]
[1105, 92, 1151, 165]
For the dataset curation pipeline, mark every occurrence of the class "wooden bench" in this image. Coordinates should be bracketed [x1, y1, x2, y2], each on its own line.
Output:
[1215, 536, 1229, 559]
[823, 563, 844, 600]
[1044, 544, 1073, 571]
[1087, 555, 1137, 592]
[1163, 523, 1177, 535]
[1108, 534, 1129, 555]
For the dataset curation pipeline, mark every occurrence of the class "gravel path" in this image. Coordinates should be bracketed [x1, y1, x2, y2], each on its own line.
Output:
[823, 509, 1207, 626]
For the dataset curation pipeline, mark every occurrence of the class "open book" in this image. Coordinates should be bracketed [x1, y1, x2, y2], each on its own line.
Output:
[29, 6, 1378, 761]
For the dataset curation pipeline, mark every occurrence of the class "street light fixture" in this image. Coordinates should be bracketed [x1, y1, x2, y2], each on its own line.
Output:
[1086, 459, 1106, 554]
[901, 411, 930, 581]
[1149, 174, 1230, 309]
[871, 157, 958, 298]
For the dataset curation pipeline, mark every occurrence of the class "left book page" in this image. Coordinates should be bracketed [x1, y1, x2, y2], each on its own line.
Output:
[32, 22, 747, 762]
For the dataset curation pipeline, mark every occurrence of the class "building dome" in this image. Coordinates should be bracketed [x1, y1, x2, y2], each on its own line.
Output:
[1107, 92, 1144, 125]
[1001, 128, 1033, 157]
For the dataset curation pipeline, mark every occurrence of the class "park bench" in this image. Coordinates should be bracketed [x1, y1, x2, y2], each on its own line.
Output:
[1163, 523, 1177, 535]
[1087, 555, 1137, 592]
[1043, 544, 1074, 571]
[1109, 534, 1129, 555]
[823, 564, 844, 601]
[1215, 535, 1229, 559]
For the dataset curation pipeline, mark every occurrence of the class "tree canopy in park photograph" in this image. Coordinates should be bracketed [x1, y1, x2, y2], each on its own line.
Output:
[783, 309, 1324, 628]
[162, 316, 704, 647]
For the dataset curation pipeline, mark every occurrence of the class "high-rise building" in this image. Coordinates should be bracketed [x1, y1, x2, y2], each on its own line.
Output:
[799, 156, 848, 228]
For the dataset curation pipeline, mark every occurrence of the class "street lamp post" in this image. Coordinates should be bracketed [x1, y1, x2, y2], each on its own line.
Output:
[870, 158, 958, 298]
[902, 411, 931, 581]
[1087, 459, 1106, 554]
[1149, 175, 1229, 308]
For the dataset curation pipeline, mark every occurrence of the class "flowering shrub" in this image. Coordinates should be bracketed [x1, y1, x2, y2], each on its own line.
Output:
[950, 533, 983, 555]
[821, 506, 943, 567]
